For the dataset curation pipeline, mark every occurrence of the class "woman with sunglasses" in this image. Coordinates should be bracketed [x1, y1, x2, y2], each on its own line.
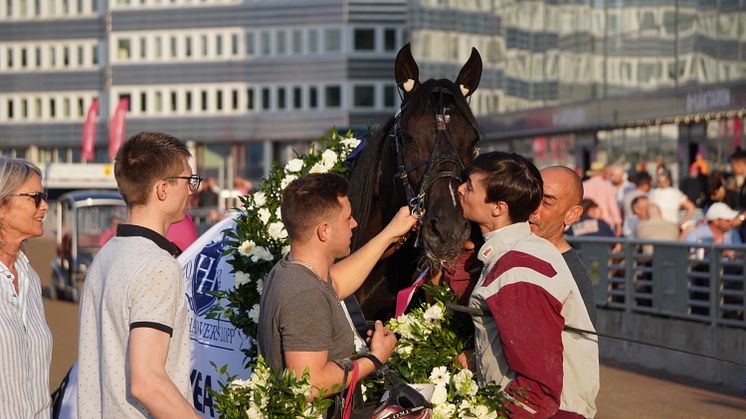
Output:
[0, 156, 53, 418]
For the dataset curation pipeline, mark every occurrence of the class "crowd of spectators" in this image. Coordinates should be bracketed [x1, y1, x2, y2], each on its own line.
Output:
[569, 149, 746, 257]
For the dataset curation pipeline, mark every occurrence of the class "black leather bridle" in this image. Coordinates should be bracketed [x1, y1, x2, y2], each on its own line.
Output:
[391, 85, 470, 248]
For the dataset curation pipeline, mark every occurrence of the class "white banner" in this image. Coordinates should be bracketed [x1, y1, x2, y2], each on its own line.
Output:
[178, 216, 252, 418]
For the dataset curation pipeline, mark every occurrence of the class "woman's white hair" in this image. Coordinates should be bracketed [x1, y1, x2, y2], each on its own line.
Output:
[0, 156, 42, 206]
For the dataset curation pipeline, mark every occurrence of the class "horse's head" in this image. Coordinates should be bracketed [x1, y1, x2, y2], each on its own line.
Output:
[391, 43, 483, 266]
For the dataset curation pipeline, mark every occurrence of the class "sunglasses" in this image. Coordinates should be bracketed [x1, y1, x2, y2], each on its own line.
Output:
[166, 174, 203, 191]
[12, 191, 48, 208]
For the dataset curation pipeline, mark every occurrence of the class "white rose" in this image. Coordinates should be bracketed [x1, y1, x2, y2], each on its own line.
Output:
[424, 303, 444, 324]
[429, 366, 451, 386]
[309, 162, 328, 174]
[238, 240, 256, 257]
[432, 402, 456, 419]
[256, 278, 264, 294]
[280, 174, 297, 189]
[281, 245, 291, 256]
[454, 369, 478, 396]
[248, 304, 260, 322]
[267, 222, 288, 240]
[229, 377, 250, 388]
[472, 404, 496, 419]
[321, 149, 338, 166]
[234, 271, 251, 288]
[341, 137, 361, 149]
[257, 208, 271, 224]
[251, 246, 274, 262]
[284, 158, 304, 173]
[246, 404, 264, 419]
[253, 191, 267, 207]
[275, 207, 282, 219]
[395, 343, 413, 358]
[430, 384, 448, 405]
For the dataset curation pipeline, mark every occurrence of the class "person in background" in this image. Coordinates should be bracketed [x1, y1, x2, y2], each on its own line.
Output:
[458, 151, 598, 418]
[0, 156, 53, 418]
[567, 199, 615, 238]
[725, 148, 746, 242]
[609, 164, 634, 211]
[529, 165, 597, 327]
[622, 171, 652, 217]
[648, 173, 696, 228]
[198, 177, 220, 208]
[702, 171, 727, 211]
[636, 203, 680, 255]
[166, 213, 199, 252]
[77, 132, 200, 418]
[680, 165, 707, 208]
[583, 162, 622, 235]
[622, 196, 649, 239]
[683, 202, 743, 248]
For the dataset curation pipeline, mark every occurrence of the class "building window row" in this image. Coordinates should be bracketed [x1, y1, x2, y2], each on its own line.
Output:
[0, 92, 97, 123]
[112, 28, 243, 63]
[0, 0, 97, 20]
[110, 82, 400, 117]
[112, 0, 238, 9]
[0, 40, 99, 72]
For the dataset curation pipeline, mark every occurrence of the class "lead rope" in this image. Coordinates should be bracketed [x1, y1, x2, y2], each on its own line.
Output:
[444, 302, 746, 368]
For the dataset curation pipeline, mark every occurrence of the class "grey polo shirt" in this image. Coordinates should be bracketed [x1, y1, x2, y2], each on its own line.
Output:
[77, 224, 190, 418]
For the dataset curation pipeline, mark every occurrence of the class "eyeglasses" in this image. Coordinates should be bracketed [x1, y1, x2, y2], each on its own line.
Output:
[166, 174, 202, 191]
[12, 191, 48, 208]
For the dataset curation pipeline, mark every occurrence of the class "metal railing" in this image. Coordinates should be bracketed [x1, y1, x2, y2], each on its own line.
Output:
[567, 236, 746, 329]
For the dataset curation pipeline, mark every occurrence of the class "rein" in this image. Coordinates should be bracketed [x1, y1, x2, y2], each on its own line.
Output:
[391, 85, 468, 249]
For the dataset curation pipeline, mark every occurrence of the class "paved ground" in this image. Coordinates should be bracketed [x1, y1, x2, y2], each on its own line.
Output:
[44, 298, 746, 417]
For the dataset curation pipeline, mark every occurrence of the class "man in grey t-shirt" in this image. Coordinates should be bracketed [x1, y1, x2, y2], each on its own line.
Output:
[258, 173, 417, 401]
[529, 166, 597, 327]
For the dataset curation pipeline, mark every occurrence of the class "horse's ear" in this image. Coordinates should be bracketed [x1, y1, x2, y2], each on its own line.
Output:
[456, 47, 482, 97]
[395, 43, 420, 93]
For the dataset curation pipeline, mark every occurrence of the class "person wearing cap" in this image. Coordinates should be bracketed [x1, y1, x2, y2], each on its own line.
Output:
[684, 202, 743, 251]
[582, 162, 622, 236]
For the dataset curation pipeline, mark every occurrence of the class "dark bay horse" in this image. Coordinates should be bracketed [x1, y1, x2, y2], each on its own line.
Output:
[348, 43, 483, 321]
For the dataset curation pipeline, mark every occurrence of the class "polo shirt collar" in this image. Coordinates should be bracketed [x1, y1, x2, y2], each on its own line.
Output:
[116, 224, 181, 256]
[477, 221, 532, 264]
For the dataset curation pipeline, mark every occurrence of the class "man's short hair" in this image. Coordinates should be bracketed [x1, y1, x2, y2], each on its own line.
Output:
[281, 173, 349, 241]
[114, 132, 191, 206]
[731, 147, 746, 162]
[581, 198, 598, 214]
[630, 195, 648, 212]
[469, 151, 542, 222]
[633, 171, 652, 187]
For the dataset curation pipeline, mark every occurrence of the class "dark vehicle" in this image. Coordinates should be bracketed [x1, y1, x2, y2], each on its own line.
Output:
[50, 190, 127, 302]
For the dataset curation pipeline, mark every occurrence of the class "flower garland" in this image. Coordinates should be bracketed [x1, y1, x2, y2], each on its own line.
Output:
[210, 128, 508, 418]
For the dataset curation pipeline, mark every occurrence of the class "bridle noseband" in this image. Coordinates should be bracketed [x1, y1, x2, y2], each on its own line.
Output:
[391, 85, 470, 249]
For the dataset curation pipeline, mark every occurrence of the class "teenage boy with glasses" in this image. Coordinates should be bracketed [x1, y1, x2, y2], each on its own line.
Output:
[77, 132, 201, 418]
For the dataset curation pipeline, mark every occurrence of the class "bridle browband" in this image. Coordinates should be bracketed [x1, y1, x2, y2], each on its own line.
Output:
[391, 84, 472, 249]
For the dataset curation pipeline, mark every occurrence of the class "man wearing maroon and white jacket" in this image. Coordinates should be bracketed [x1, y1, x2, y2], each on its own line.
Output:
[457, 151, 599, 418]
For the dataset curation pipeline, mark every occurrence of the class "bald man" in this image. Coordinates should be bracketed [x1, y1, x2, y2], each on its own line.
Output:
[529, 166, 597, 327]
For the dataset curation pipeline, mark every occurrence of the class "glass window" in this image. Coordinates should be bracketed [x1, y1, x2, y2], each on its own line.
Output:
[170, 36, 177, 58]
[63, 46, 70, 66]
[155, 37, 162, 58]
[354, 85, 375, 107]
[247, 88, 254, 110]
[49, 97, 56, 118]
[292, 30, 302, 54]
[261, 31, 270, 55]
[231, 33, 238, 55]
[139, 38, 146, 59]
[117, 39, 131, 60]
[35, 47, 41, 67]
[384, 29, 396, 51]
[261, 87, 270, 110]
[324, 28, 342, 52]
[92, 45, 98, 64]
[78, 46, 85, 65]
[325, 85, 341, 108]
[21, 99, 27, 118]
[6, 48, 12, 68]
[34, 98, 42, 118]
[277, 87, 286, 110]
[185, 91, 192, 111]
[6, 99, 13, 119]
[277, 31, 287, 54]
[20, 48, 27, 68]
[49, 46, 55, 66]
[63, 98, 70, 118]
[309, 86, 318, 108]
[154, 92, 162, 112]
[354, 29, 375, 51]
[293, 87, 302, 109]
[77, 98, 84, 117]
[140, 92, 147, 112]
[384, 84, 396, 108]
[170, 91, 177, 112]
[231, 89, 238, 110]
[185, 36, 192, 57]
[91, 0, 97, 12]
[216, 90, 223, 111]
[201, 35, 208, 56]
[201, 90, 208, 111]
[309, 30, 319, 53]
[246, 32, 255, 55]
[216, 34, 223, 56]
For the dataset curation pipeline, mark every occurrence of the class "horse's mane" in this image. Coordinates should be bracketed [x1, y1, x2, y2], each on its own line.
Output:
[348, 116, 394, 250]
[347, 79, 481, 250]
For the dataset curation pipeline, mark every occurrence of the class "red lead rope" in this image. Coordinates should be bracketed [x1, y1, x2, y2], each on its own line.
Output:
[342, 361, 360, 419]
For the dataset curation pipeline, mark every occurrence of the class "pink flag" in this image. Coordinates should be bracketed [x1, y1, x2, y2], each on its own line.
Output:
[81, 99, 99, 162]
[108, 98, 129, 161]
[395, 267, 429, 318]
